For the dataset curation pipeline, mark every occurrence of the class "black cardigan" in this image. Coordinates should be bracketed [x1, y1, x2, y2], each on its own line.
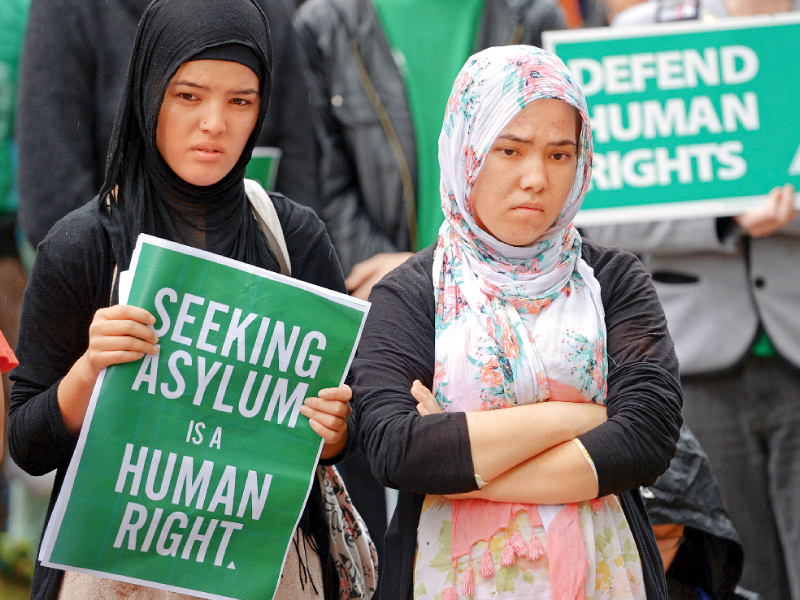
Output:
[352, 242, 683, 600]
[9, 195, 349, 599]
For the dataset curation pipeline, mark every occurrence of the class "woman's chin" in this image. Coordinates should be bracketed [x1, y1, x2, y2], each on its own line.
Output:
[177, 168, 228, 187]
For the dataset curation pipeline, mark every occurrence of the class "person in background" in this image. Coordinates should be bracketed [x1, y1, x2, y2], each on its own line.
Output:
[295, 0, 566, 300]
[0, 329, 19, 461]
[16, 0, 318, 252]
[643, 425, 761, 600]
[0, 0, 28, 421]
[582, 1, 800, 598]
[295, 0, 566, 553]
[0, 0, 32, 577]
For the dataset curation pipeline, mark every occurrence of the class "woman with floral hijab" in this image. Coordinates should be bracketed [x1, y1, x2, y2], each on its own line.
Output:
[352, 45, 682, 600]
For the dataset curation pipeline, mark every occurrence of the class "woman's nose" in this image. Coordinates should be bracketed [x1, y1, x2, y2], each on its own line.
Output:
[200, 104, 226, 136]
[520, 157, 547, 192]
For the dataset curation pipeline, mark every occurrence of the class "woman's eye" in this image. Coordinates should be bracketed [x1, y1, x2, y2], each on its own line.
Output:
[499, 148, 516, 157]
[552, 152, 570, 161]
[231, 98, 252, 106]
[177, 92, 196, 101]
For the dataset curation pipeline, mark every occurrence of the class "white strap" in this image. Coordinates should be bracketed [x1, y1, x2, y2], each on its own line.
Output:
[245, 178, 291, 276]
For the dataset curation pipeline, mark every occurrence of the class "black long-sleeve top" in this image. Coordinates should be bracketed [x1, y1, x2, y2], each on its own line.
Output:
[352, 241, 683, 600]
[9, 195, 348, 599]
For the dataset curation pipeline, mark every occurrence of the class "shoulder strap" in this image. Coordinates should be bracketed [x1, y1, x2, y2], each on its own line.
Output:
[245, 178, 292, 277]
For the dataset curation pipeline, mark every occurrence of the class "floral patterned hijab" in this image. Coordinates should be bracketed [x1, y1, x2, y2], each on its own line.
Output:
[433, 44, 605, 413]
[430, 45, 607, 598]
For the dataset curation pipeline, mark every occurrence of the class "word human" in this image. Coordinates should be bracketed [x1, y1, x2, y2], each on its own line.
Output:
[113, 444, 272, 568]
[132, 288, 327, 427]
[567, 45, 762, 190]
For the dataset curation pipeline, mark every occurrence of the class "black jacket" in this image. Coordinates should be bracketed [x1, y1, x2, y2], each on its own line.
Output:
[352, 242, 683, 600]
[643, 425, 756, 600]
[17, 0, 318, 248]
[295, 0, 565, 274]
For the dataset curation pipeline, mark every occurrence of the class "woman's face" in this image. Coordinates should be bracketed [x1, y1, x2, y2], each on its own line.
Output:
[156, 59, 260, 187]
[470, 98, 580, 247]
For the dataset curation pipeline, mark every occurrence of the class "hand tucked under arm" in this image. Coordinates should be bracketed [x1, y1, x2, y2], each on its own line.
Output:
[448, 439, 599, 505]
[411, 381, 606, 482]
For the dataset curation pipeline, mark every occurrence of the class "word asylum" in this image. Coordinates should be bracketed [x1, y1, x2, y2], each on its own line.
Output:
[131, 287, 327, 427]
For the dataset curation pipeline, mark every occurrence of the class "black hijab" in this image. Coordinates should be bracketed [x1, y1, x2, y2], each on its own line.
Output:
[98, 0, 278, 273]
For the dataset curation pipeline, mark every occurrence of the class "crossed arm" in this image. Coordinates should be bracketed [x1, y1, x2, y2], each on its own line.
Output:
[411, 381, 604, 504]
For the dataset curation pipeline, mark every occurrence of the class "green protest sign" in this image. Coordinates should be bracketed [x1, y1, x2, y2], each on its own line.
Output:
[40, 235, 369, 600]
[245, 147, 282, 192]
[543, 14, 800, 225]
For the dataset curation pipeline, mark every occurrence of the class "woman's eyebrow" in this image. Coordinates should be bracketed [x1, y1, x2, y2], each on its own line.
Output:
[496, 133, 577, 148]
[496, 133, 531, 144]
[169, 81, 258, 95]
[170, 80, 207, 89]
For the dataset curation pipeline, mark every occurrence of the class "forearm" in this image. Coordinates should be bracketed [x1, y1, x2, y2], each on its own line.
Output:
[9, 382, 78, 475]
[468, 440, 599, 505]
[57, 354, 99, 435]
[465, 401, 604, 481]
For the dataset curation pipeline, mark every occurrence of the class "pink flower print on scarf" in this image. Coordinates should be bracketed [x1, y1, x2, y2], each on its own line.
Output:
[502, 55, 545, 109]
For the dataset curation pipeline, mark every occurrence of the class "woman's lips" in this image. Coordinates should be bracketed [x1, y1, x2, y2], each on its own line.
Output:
[191, 144, 224, 162]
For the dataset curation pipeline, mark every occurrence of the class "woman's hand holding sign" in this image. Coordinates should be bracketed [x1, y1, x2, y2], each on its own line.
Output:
[58, 305, 160, 435]
[301, 384, 353, 459]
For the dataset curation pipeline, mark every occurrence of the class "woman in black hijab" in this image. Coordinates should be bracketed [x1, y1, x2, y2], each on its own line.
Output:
[8, 0, 358, 598]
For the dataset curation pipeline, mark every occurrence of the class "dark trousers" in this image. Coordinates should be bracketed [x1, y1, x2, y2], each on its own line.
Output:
[682, 356, 800, 600]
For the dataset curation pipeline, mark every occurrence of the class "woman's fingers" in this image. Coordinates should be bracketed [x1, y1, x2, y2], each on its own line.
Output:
[301, 385, 351, 444]
[306, 417, 345, 444]
[411, 380, 441, 415]
[90, 319, 159, 346]
[300, 399, 349, 429]
[98, 304, 157, 325]
[318, 384, 352, 403]
[85, 305, 159, 373]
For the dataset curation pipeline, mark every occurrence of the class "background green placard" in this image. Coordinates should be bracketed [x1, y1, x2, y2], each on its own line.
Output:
[544, 14, 800, 224]
[42, 237, 367, 600]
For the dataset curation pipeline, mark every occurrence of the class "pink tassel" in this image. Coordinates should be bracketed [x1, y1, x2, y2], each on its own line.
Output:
[510, 529, 527, 557]
[590, 497, 605, 513]
[479, 547, 495, 578]
[500, 538, 516, 566]
[442, 587, 459, 600]
[462, 563, 475, 596]
[527, 535, 545, 561]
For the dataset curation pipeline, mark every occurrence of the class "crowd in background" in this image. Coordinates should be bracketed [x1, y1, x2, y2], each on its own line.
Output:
[0, 0, 798, 598]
